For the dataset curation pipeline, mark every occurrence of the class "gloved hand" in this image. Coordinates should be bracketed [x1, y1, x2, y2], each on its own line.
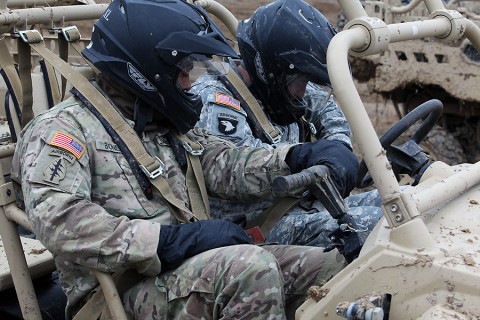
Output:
[157, 220, 252, 270]
[286, 140, 358, 198]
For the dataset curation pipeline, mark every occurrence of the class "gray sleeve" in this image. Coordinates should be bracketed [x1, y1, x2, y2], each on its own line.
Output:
[192, 74, 273, 149]
[304, 83, 352, 148]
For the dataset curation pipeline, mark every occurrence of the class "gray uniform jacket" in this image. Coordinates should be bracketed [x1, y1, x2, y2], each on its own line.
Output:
[191, 65, 352, 149]
[191, 65, 383, 247]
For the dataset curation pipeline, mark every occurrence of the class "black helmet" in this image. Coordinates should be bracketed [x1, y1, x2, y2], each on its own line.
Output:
[82, 0, 238, 133]
[237, 0, 336, 125]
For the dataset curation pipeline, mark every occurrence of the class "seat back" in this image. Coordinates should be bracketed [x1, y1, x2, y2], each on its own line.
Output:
[0, 3, 129, 319]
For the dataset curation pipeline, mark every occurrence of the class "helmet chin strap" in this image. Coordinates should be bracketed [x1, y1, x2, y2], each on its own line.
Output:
[133, 98, 154, 135]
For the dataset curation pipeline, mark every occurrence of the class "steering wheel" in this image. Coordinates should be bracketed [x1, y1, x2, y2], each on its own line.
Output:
[356, 99, 443, 189]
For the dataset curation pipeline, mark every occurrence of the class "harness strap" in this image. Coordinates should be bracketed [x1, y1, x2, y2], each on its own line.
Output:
[16, 34, 35, 127]
[223, 67, 282, 144]
[56, 26, 99, 100]
[57, 29, 69, 100]
[61, 26, 101, 75]
[222, 66, 300, 238]
[178, 134, 210, 220]
[20, 29, 209, 224]
[245, 197, 300, 242]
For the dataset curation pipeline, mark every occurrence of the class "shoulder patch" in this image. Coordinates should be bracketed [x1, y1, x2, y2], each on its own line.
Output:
[215, 92, 241, 111]
[49, 132, 86, 159]
[43, 157, 66, 184]
[217, 113, 238, 135]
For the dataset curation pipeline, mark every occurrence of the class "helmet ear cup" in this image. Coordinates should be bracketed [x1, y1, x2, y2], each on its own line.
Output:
[82, 0, 238, 133]
[237, 0, 336, 125]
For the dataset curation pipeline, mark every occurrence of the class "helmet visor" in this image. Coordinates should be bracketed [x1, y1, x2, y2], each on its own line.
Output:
[283, 74, 333, 118]
[279, 51, 330, 87]
[286, 74, 310, 99]
[176, 55, 230, 85]
[304, 83, 334, 121]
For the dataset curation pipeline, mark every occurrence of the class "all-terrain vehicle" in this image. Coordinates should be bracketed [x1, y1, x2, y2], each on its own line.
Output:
[0, 0, 480, 319]
[345, 0, 480, 165]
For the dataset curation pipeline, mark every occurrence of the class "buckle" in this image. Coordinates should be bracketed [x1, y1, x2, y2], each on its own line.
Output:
[265, 129, 282, 144]
[17, 30, 43, 44]
[61, 26, 81, 42]
[181, 141, 204, 156]
[308, 122, 317, 135]
[140, 157, 165, 179]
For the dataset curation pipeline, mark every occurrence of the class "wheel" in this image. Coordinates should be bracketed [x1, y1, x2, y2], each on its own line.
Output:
[356, 99, 443, 189]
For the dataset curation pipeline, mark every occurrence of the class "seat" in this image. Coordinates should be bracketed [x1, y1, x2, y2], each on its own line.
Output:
[0, 13, 128, 320]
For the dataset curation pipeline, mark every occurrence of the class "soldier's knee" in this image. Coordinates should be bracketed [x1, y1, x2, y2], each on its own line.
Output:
[215, 245, 286, 318]
[223, 245, 282, 281]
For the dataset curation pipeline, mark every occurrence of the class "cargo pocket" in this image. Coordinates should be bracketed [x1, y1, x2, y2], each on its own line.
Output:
[159, 262, 218, 317]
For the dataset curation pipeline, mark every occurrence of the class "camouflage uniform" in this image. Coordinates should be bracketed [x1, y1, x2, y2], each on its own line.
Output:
[11, 91, 345, 319]
[191, 65, 384, 247]
[194, 65, 351, 149]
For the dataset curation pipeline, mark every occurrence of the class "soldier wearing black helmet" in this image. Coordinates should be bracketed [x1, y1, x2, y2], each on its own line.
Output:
[192, 0, 384, 247]
[11, 0, 357, 318]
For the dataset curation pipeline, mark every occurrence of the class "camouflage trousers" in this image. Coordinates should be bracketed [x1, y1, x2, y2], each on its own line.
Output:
[266, 189, 384, 247]
[122, 244, 346, 320]
[210, 189, 384, 248]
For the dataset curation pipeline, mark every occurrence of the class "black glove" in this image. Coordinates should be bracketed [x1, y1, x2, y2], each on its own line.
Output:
[287, 140, 359, 198]
[157, 220, 252, 270]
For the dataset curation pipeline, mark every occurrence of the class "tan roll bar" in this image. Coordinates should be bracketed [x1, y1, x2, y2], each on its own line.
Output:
[189, 0, 239, 51]
[330, 0, 480, 229]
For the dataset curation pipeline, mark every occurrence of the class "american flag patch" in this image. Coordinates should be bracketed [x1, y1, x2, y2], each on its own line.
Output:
[215, 92, 241, 111]
[50, 132, 85, 159]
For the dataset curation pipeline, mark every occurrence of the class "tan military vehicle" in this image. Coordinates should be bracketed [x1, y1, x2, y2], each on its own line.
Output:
[345, 0, 480, 165]
[0, 0, 479, 319]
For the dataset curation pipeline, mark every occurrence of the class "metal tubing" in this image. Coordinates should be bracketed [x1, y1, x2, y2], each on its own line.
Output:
[337, 0, 368, 21]
[92, 270, 128, 320]
[0, 4, 107, 27]
[327, 27, 403, 202]
[332, 12, 469, 222]
[0, 208, 42, 320]
[194, 0, 238, 38]
[465, 18, 480, 54]
[4, 202, 32, 231]
[423, 0, 447, 13]
[387, 17, 451, 42]
[412, 161, 480, 213]
[0, 144, 16, 158]
[7, 0, 59, 8]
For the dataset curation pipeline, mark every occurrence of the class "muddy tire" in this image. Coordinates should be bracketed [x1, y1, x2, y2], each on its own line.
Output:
[413, 125, 466, 165]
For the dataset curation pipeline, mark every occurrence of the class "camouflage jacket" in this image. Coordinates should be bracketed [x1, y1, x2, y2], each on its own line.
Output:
[191, 63, 352, 149]
[10, 95, 292, 313]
